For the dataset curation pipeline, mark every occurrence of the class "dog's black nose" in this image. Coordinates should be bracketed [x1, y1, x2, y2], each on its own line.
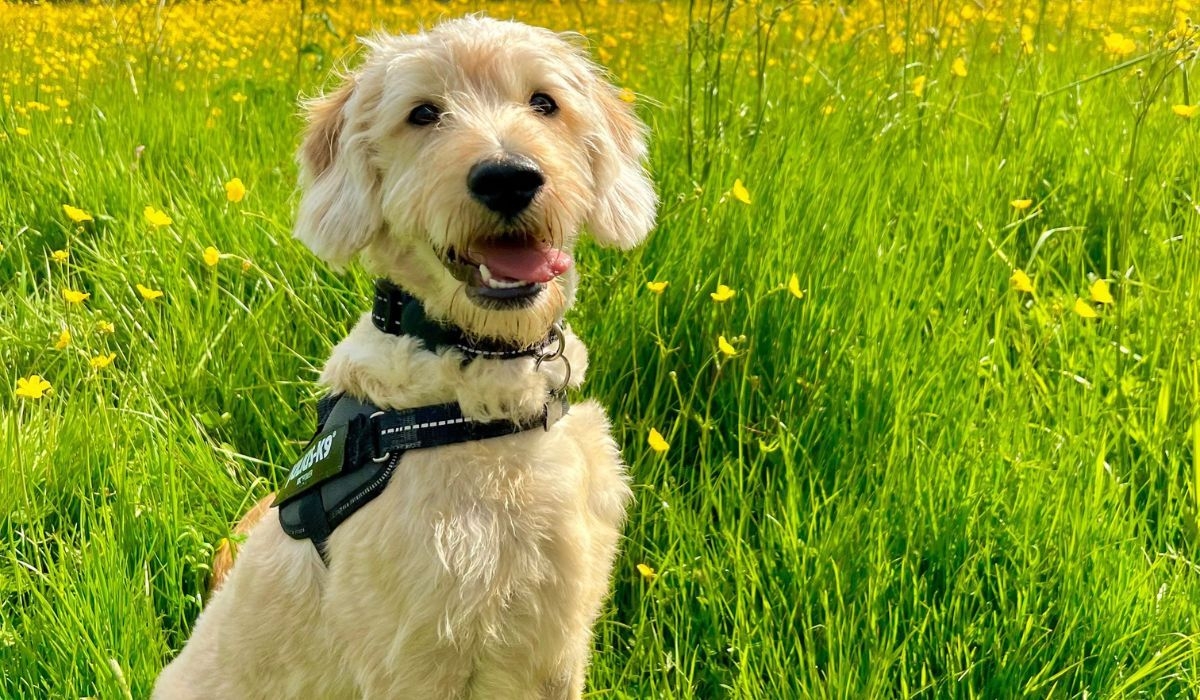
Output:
[468, 157, 544, 218]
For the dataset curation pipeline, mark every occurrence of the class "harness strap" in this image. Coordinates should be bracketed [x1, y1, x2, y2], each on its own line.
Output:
[278, 393, 569, 564]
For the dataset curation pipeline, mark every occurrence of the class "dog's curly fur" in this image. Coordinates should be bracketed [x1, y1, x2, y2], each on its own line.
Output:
[154, 16, 657, 699]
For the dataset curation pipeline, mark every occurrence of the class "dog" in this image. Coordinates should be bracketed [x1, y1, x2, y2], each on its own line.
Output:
[153, 16, 656, 699]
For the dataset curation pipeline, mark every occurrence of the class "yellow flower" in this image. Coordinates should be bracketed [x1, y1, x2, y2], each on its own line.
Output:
[888, 36, 905, 55]
[232, 92, 247, 103]
[62, 204, 93, 223]
[96, 320, 115, 334]
[787, 274, 805, 300]
[51, 249, 69, 264]
[54, 329, 70, 350]
[144, 206, 173, 227]
[1010, 198, 1033, 210]
[718, 335, 738, 356]
[1103, 32, 1136, 57]
[646, 280, 668, 294]
[911, 75, 927, 98]
[1089, 279, 1114, 304]
[647, 428, 670, 453]
[951, 57, 968, 78]
[203, 246, 221, 267]
[617, 87, 636, 104]
[1073, 298, 1099, 319]
[15, 375, 51, 400]
[1172, 104, 1198, 119]
[1010, 269, 1035, 293]
[224, 178, 246, 203]
[89, 353, 116, 370]
[711, 284, 735, 302]
[15, 127, 30, 137]
[731, 179, 751, 205]
[136, 283, 164, 301]
[62, 288, 89, 304]
[636, 563, 657, 582]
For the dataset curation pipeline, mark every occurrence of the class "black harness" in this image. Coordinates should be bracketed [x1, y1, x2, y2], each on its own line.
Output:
[277, 280, 569, 563]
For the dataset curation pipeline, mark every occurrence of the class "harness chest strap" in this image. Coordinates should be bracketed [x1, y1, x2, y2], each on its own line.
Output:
[277, 392, 570, 563]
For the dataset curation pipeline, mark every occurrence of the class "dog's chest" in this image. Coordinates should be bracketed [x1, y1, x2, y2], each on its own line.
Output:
[328, 426, 599, 646]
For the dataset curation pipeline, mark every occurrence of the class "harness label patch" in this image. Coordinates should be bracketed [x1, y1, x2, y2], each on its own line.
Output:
[276, 425, 348, 503]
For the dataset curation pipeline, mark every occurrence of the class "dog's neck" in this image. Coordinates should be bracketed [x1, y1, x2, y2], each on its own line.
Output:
[318, 290, 588, 425]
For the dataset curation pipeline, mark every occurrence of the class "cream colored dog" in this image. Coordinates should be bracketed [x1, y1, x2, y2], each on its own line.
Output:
[154, 16, 656, 699]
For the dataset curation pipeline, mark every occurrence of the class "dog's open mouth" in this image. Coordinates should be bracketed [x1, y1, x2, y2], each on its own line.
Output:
[445, 236, 574, 306]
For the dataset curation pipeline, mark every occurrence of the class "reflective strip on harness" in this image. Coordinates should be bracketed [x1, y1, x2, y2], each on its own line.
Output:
[278, 393, 569, 564]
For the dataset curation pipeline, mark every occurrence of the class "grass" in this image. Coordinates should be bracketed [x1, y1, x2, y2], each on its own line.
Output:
[2, 0, 1200, 697]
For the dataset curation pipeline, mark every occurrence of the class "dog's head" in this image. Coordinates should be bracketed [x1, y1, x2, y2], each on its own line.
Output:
[295, 17, 657, 346]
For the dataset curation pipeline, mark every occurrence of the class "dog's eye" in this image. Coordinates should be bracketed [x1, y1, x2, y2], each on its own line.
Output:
[407, 103, 442, 127]
[529, 93, 558, 116]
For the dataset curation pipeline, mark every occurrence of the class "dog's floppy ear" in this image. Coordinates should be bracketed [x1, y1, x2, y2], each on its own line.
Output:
[294, 75, 383, 268]
[584, 80, 658, 250]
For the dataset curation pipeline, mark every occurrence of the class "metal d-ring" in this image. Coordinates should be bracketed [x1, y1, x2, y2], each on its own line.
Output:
[368, 411, 392, 463]
[535, 323, 571, 393]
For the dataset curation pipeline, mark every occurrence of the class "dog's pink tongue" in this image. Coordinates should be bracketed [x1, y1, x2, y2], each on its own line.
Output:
[474, 241, 573, 283]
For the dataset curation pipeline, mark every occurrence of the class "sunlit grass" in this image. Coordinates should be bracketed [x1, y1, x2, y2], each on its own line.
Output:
[3, 0, 1200, 697]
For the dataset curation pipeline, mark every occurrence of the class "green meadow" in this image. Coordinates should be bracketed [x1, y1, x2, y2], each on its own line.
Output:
[2, 1, 1200, 697]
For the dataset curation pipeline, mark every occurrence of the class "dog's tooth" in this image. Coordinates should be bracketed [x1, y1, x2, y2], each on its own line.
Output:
[477, 263, 532, 289]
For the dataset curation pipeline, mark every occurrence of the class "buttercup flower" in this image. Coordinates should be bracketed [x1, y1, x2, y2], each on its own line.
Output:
[711, 284, 735, 302]
[646, 280, 668, 294]
[144, 206, 173, 227]
[617, 87, 636, 104]
[51, 249, 69, 264]
[15, 375, 51, 399]
[95, 320, 115, 334]
[55, 329, 70, 349]
[647, 428, 670, 453]
[89, 353, 116, 370]
[1073, 298, 1099, 319]
[225, 178, 246, 203]
[62, 204, 92, 223]
[912, 75, 927, 98]
[1172, 105, 1198, 119]
[1103, 32, 1136, 56]
[951, 57, 968, 77]
[1011, 198, 1033, 210]
[203, 246, 221, 267]
[732, 179, 751, 205]
[1089, 279, 1114, 304]
[636, 563, 657, 582]
[788, 274, 805, 299]
[62, 288, 89, 304]
[136, 283, 164, 300]
[1010, 269, 1035, 293]
[718, 335, 738, 356]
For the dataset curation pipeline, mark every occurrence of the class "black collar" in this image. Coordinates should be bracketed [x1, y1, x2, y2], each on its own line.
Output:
[372, 279, 553, 359]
